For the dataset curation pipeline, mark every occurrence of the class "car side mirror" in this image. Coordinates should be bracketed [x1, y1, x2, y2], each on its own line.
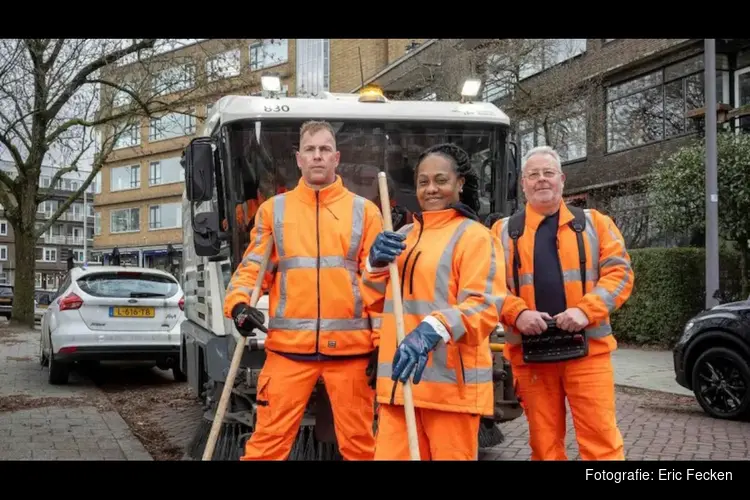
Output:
[192, 211, 222, 257]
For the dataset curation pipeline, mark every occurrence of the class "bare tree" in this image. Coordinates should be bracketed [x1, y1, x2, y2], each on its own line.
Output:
[386, 39, 604, 163]
[0, 38, 284, 326]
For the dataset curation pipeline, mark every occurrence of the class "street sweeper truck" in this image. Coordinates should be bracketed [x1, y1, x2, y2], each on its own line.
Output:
[178, 83, 524, 460]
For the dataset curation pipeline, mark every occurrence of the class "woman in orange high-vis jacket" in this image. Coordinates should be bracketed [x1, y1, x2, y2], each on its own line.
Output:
[360, 143, 508, 460]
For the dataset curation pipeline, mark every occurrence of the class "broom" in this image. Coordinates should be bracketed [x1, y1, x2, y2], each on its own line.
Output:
[195, 239, 274, 461]
[377, 171, 421, 461]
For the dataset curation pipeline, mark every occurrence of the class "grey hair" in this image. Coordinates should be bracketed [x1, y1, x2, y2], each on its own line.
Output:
[521, 145, 562, 172]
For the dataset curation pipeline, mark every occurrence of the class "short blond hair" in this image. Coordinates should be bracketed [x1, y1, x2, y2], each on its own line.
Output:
[300, 120, 336, 148]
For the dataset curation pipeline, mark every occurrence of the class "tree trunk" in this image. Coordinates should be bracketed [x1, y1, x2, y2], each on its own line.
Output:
[11, 226, 37, 327]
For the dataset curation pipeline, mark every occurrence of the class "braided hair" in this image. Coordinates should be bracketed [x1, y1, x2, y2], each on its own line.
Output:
[415, 143, 481, 214]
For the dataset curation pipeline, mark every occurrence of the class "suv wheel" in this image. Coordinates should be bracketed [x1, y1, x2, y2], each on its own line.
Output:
[691, 346, 750, 420]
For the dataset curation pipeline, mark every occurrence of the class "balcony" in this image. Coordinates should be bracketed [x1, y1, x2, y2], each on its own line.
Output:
[39, 235, 94, 246]
[37, 211, 95, 222]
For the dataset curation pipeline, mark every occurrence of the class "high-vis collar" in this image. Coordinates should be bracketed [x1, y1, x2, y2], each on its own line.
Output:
[412, 202, 480, 230]
[292, 174, 348, 205]
[523, 200, 577, 231]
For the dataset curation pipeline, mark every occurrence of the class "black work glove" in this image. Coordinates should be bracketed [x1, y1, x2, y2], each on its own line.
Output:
[366, 348, 379, 390]
[231, 303, 267, 337]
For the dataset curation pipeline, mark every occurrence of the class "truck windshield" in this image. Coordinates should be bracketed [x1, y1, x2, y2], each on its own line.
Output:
[222, 119, 506, 227]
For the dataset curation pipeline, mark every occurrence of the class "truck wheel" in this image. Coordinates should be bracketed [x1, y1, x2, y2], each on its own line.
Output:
[172, 365, 187, 382]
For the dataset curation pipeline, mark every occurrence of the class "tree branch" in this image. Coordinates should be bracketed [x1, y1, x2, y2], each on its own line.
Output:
[44, 39, 157, 122]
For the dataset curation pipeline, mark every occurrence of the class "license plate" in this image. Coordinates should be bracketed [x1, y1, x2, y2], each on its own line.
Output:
[110, 306, 155, 318]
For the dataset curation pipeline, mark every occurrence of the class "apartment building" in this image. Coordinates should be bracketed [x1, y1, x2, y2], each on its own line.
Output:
[354, 39, 750, 247]
[0, 161, 96, 289]
[92, 38, 424, 273]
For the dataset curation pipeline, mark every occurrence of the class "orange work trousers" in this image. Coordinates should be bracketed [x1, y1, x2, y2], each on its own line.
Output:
[512, 352, 624, 460]
[241, 350, 375, 461]
[374, 403, 480, 460]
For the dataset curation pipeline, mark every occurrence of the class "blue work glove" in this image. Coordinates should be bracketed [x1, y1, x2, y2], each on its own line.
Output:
[368, 231, 406, 268]
[391, 321, 444, 384]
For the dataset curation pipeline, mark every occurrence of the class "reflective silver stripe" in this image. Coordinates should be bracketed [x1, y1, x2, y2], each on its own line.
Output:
[371, 316, 382, 329]
[348, 196, 366, 317]
[591, 214, 632, 312]
[277, 256, 358, 272]
[273, 194, 288, 317]
[504, 322, 613, 344]
[269, 317, 375, 331]
[363, 278, 386, 294]
[376, 344, 492, 384]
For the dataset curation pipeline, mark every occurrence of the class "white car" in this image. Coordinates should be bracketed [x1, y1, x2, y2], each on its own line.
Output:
[39, 265, 186, 385]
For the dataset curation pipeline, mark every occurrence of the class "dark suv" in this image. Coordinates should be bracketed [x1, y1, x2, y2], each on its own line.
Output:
[673, 295, 750, 420]
[0, 284, 12, 319]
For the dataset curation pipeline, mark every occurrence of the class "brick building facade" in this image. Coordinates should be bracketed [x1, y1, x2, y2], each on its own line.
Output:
[354, 38, 750, 248]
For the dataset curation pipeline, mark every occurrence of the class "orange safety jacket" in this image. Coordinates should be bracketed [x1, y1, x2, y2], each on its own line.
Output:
[224, 175, 384, 357]
[491, 201, 634, 366]
[360, 207, 508, 417]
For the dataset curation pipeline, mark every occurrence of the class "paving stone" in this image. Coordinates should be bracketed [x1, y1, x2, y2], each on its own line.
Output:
[0, 325, 153, 461]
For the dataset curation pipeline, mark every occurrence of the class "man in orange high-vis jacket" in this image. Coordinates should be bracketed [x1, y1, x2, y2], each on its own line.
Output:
[223, 120, 384, 461]
[491, 145, 634, 461]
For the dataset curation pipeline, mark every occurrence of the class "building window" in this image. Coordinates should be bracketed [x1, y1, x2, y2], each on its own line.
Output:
[519, 39, 587, 80]
[0, 246, 6, 261]
[518, 99, 587, 163]
[110, 165, 140, 191]
[149, 112, 196, 142]
[0, 220, 6, 236]
[152, 63, 195, 95]
[35, 273, 42, 289]
[94, 212, 101, 235]
[606, 53, 730, 153]
[35, 247, 57, 262]
[73, 249, 85, 262]
[149, 202, 182, 230]
[113, 123, 141, 150]
[149, 157, 185, 186]
[207, 49, 241, 82]
[296, 39, 329, 96]
[110, 207, 140, 233]
[249, 39, 288, 71]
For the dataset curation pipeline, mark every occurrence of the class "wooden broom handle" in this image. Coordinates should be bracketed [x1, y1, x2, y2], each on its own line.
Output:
[202, 239, 274, 460]
[377, 172, 421, 461]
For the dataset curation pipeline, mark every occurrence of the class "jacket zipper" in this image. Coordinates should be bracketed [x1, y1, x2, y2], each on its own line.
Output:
[400, 223, 424, 299]
[409, 251, 421, 296]
[315, 191, 321, 354]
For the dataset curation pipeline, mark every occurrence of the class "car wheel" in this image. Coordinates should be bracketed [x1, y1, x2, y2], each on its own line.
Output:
[48, 353, 70, 385]
[691, 346, 750, 420]
[39, 340, 48, 367]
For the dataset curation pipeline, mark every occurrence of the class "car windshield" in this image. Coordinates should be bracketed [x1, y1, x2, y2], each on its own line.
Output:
[77, 272, 179, 298]
[0, 286, 13, 297]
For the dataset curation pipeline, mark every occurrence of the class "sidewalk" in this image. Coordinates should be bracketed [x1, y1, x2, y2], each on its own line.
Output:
[611, 347, 693, 396]
[0, 324, 153, 460]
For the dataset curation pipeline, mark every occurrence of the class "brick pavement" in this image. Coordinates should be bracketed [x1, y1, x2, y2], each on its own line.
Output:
[480, 386, 750, 461]
[0, 323, 153, 460]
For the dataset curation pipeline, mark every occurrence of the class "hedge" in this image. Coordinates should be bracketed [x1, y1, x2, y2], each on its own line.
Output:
[610, 247, 745, 348]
